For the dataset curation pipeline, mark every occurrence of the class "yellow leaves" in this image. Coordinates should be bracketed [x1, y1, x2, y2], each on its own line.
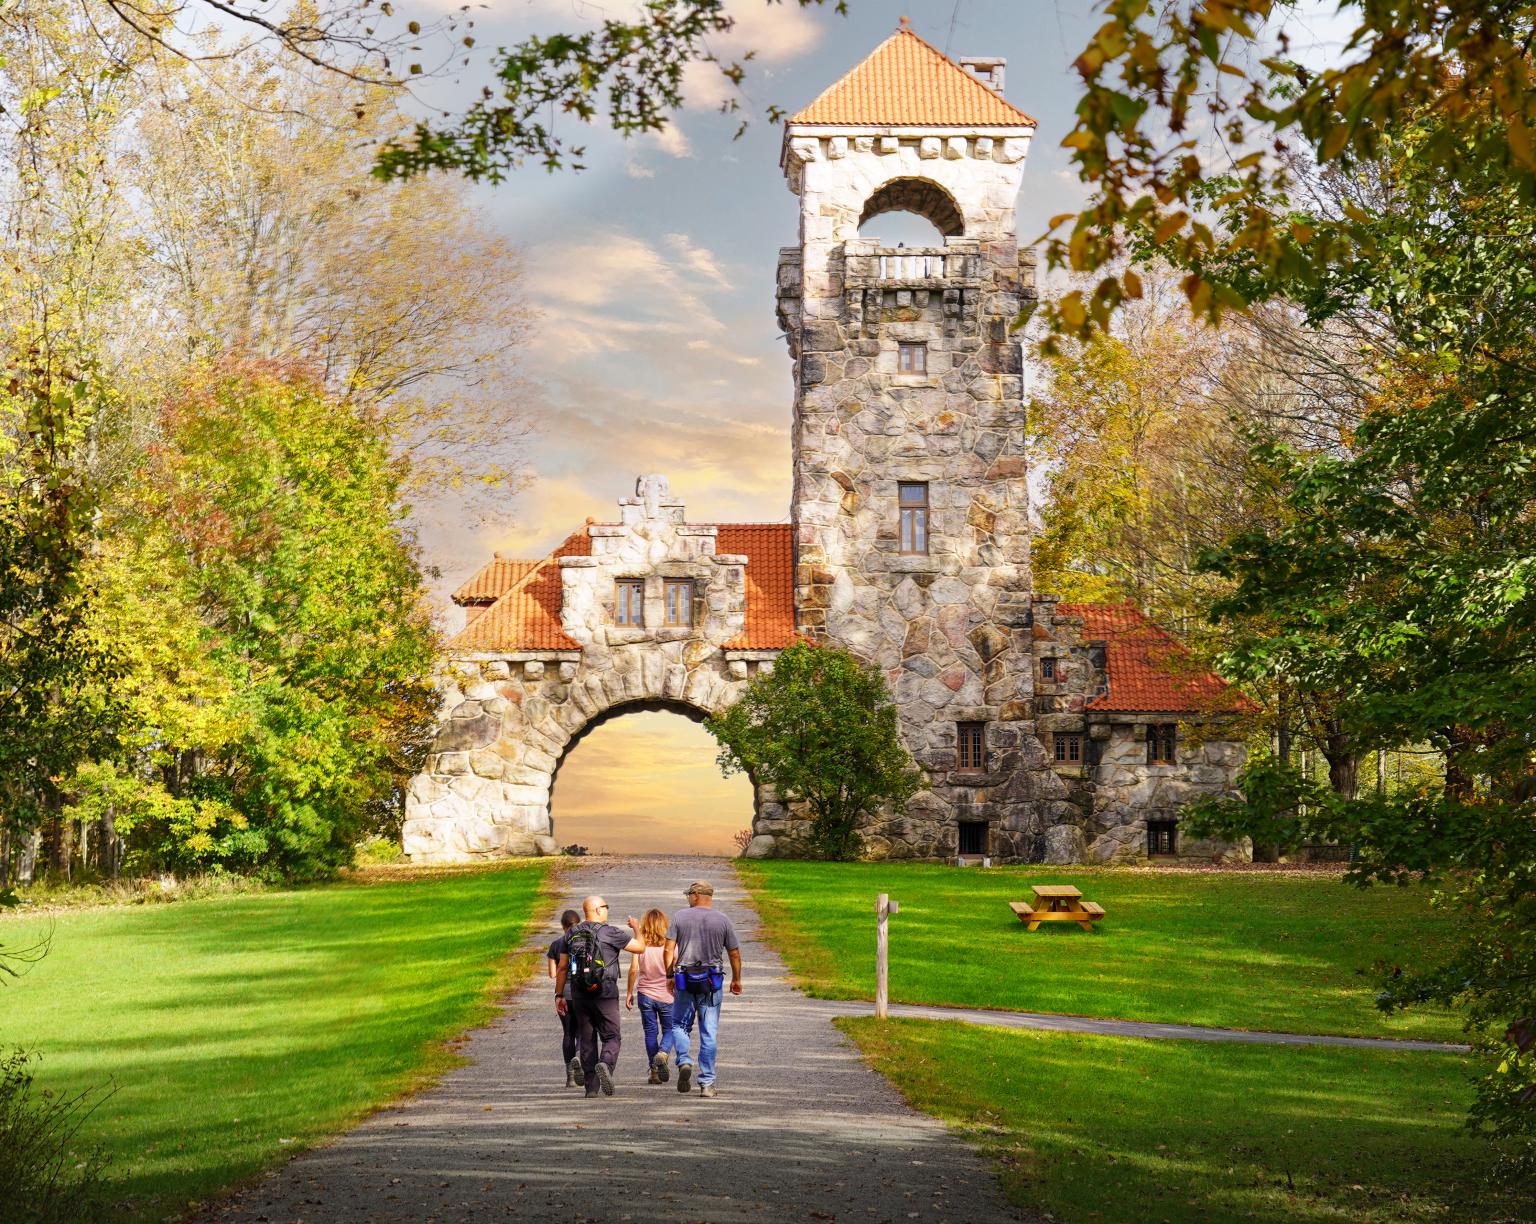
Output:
[1154, 211, 1189, 244]
[1289, 222, 1314, 245]
[1062, 129, 1097, 151]
[1058, 293, 1088, 331]
[1122, 268, 1144, 300]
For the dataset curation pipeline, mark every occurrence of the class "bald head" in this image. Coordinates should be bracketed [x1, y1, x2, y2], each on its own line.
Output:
[582, 895, 609, 920]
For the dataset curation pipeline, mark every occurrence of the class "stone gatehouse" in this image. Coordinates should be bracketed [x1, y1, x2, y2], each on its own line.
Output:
[403, 23, 1251, 866]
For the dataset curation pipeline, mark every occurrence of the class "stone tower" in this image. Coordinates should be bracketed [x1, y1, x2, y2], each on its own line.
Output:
[776, 21, 1046, 859]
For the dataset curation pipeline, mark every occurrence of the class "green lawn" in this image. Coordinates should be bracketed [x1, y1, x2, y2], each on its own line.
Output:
[739, 861, 1463, 1040]
[0, 861, 552, 1221]
[842, 1018, 1520, 1224]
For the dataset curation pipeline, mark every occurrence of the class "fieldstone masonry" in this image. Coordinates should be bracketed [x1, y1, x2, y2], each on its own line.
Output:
[404, 29, 1248, 865]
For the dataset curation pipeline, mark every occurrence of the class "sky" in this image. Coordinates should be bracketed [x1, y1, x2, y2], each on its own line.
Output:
[389, 0, 1353, 855]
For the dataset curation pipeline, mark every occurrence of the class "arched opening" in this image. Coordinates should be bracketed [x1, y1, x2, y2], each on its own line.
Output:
[549, 703, 754, 856]
[857, 177, 965, 243]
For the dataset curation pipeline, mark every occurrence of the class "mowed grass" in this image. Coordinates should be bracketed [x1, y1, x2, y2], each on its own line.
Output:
[841, 1018, 1520, 1224]
[0, 861, 552, 1221]
[739, 861, 1463, 1040]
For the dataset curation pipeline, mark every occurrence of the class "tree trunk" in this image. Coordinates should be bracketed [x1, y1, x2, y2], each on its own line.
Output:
[1321, 720, 1360, 800]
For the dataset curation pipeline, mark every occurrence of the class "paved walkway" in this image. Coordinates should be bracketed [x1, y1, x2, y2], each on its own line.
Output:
[207, 856, 1034, 1224]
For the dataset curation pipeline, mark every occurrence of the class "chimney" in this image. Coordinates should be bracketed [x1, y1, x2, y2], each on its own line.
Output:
[959, 56, 1006, 97]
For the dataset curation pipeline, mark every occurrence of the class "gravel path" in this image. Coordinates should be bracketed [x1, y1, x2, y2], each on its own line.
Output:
[206, 856, 1034, 1224]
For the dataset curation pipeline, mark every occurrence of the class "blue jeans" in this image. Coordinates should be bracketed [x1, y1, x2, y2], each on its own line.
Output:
[637, 994, 676, 1063]
[670, 988, 723, 1085]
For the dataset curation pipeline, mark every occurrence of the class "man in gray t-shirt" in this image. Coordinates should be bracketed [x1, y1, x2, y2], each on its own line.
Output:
[664, 880, 742, 1098]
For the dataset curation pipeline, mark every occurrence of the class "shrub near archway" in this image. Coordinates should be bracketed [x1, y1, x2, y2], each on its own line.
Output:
[705, 642, 923, 860]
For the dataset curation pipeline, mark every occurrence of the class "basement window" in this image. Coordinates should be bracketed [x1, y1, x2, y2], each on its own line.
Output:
[958, 820, 988, 856]
[898, 341, 928, 374]
[1147, 723, 1178, 765]
[1053, 732, 1082, 764]
[615, 580, 644, 627]
[1147, 820, 1178, 856]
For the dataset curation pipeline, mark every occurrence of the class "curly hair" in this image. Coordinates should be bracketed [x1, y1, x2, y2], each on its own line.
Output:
[639, 908, 668, 947]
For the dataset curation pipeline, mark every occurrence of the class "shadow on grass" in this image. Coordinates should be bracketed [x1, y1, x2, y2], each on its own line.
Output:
[2, 862, 552, 1222]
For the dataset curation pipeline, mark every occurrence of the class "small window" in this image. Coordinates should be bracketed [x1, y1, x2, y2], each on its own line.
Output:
[664, 580, 694, 627]
[899, 482, 929, 554]
[897, 341, 928, 374]
[615, 580, 644, 626]
[958, 820, 988, 856]
[1053, 732, 1082, 764]
[1148, 723, 1177, 765]
[957, 722, 986, 773]
[1040, 656, 1056, 682]
[1148, 819, 1178, 856]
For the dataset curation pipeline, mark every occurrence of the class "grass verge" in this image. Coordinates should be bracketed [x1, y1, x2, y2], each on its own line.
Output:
[738, 860, 1462, 1040]
[840, 1017, 1520, 1223]
[0, 858, 554, 1222]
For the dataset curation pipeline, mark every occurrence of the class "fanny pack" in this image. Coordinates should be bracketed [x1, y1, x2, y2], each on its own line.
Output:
[674, 964, 724, 995]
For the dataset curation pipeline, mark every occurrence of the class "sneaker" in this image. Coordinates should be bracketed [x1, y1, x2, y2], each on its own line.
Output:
[653, 1051, 670, 1084]
[595, 1062, 614, 1097]
[699, 1084, 718, 1099]
[568, 1055, 582, 1083]
[565, 1067, 578, 1088]
[676, 1063, 693, 1093]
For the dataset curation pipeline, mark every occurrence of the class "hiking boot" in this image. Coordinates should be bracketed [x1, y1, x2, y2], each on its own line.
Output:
[568, 1055, 582, 1084]
[699, 1084, 718, 1099]
[595, 1062, 614, 1097]
[676, 1063, 693, 1093]
[653, 1051, 670, 1083]
[584, 1087, 600, 1098]
[647, 1065, 660, 1085]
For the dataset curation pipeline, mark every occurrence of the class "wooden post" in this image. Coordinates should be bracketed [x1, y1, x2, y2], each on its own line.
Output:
[875, 893, 900, 1020]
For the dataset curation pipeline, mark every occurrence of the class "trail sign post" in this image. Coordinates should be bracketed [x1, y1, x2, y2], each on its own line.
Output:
[875, 893, 900, 1020]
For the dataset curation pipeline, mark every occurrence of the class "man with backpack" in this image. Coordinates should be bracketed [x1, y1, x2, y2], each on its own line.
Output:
[665, 880, 742, 1099]
[554, 895, 646, 1098]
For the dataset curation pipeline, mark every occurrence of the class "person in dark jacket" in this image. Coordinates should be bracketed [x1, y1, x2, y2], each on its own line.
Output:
[546, 909, 583, 1086]
[555, 895, 646, 1097]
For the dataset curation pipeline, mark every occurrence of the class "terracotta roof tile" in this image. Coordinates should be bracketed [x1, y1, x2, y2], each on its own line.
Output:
[790, 27, 1036, 128]
[717, 524, 797, 649]
[1059, 602, 1256, 714]
[448, 530, 591, 652]
[446, 523, 796, 654]
[452, 558, 538, 605]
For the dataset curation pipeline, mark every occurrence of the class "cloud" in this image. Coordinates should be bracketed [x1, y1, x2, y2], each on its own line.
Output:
[553, 711, 754, 855]
[664, 232, 729, 287]
[646, 123, 694, 160]
[624, 159, 656, 180]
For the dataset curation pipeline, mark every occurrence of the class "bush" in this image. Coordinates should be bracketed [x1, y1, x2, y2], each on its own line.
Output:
[0, 1049, 110, 1224]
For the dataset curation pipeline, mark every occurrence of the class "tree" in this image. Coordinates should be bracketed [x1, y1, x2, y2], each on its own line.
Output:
[1183, 109, 1536, 1167]
[705, 641, 922, 860]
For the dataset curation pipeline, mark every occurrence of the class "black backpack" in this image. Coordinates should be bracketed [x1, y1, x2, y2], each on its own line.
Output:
[566, 924, 607, 995]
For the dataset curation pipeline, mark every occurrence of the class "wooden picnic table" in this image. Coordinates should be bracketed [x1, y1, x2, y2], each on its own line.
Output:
[1009, 884, 1105, 932]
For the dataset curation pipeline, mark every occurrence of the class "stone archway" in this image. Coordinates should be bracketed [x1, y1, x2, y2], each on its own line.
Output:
[547, 698, 758, 854]
[857, 176, 966, 237]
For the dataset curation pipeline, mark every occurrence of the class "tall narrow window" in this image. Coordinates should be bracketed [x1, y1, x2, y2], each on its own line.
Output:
[664, 580, 694, 627]
[615, 580, 644, 627]
[899, 482, 929, 554]
[898, 341, 928, 374]
[1040, 656, 1056, 682]
[957, 722, 986, 773]
[1053, 732, 1083, 764]
[1148, 723, 1177, 765]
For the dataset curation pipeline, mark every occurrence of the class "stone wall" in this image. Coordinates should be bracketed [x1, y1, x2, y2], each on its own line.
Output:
[402, 482, 780, 863]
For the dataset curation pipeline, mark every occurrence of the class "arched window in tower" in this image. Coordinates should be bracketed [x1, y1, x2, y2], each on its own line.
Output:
[856, 177, 966, 241]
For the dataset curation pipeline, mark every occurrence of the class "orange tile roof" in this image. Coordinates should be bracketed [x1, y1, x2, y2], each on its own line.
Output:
[790, 26, 1036, 128]
[446, 523, 796, 653]
[452, 558, 538, 605]
[449, 530, 590, 652]
[718, 524, 797, 649]
[1059, 602, 1256, 714]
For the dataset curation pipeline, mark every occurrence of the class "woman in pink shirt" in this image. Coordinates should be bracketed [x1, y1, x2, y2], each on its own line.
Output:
[625, 908, 676, 1083]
